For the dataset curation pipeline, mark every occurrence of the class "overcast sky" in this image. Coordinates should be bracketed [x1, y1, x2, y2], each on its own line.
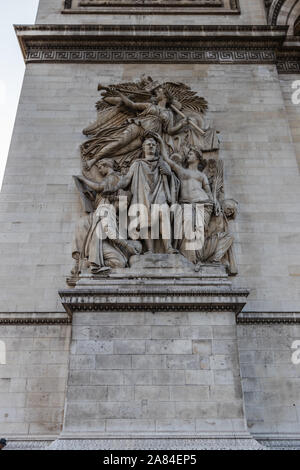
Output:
[0, 0, 39, 188]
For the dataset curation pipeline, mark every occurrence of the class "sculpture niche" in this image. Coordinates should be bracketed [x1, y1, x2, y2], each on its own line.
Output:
[69, 76, 237, 283]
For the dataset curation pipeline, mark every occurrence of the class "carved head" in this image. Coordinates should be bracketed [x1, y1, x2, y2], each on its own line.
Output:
[222, 199, 238, 220]
[187, 147, 201, 163]
[186, 146, 206, 171]
[96, 158, 114, 176]
[142, 137, 158, 160]
[152, 85, 173, 107]
[153, 86, 167, 101]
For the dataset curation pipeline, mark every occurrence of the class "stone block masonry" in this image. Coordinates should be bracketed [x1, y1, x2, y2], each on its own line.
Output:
[0, 325, 71, 437]
[238, 324, 300, 442]
[1, 0, 300, 449]
[1, 63, 300, 313]
[63, 310, 246, 435]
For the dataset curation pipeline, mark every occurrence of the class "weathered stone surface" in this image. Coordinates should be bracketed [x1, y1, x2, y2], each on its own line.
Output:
[0, 325, 71, 437]
[1, 0, 300, 449]
[238, 324, 300, 439]
[62, 299, 248, 436]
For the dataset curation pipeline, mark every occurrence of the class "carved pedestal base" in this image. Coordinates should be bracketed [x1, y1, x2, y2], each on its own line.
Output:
[57, 257, 257, 448]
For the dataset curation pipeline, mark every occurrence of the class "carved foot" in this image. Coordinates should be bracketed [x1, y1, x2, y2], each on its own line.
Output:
[71, 258, 80, 276]
[195, 262, 202, 272]
[166, 248, 179, 255]
[90, 265, 111, 275]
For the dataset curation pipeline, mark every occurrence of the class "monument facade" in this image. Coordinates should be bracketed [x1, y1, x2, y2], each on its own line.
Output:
[0, 0, 300, 449]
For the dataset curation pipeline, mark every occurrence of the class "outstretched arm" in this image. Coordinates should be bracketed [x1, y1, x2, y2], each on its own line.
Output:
[168, 119, 189, 136]
[166, 154, 188, 180]
[166, 111, 189, 136]
[115, 91, 148, 112]
[149, 132, 187, 180]
[75, 175, 105, 192]
[102, 166, 134, 195]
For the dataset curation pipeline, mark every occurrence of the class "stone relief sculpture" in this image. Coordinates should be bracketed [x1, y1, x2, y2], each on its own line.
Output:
[69, 76, 238, 283]
[71, 159, 141, 276]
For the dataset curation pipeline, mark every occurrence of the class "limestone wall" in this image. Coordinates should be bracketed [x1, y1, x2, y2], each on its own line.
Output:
[35, 0, 267, 26]
[1, 63, 300, 312]
[64, 310, 245, 435]
[0, 325, 71, 437]
[1, 320, 299, 440]
[238, 324, 300, 439]
[279, 74, 300, 171]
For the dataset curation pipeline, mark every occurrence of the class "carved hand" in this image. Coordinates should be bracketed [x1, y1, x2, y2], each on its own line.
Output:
[159, 162, 171, 177]
[148, 131, 163, 143]
[114, 90, 127, 103]
[159, 166, 168, 176]
[180, 117, 189, 128]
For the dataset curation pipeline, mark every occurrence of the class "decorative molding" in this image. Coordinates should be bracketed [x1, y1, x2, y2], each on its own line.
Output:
[62, 0, 240, 15]
[14, 24, 299, 72]
[79, 0, 224, 6]
[1, 310, 299, 324]
[277, 42, 300, 72]
[268, 0, 286, 25]
[237, 312, 300, 324]
[14, 25, 289, 67]
[0, 312, 71, 325]
[14, 24, 287, 33]
[25, 47, 278, 64]
[267, 0, 300, 31]
[277, 56, 300, 72]
[59, 285, 249, 315]
[264, 0, 273, 13]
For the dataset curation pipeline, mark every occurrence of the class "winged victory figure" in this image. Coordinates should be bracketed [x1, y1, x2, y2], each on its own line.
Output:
[81, 76, 219, 172]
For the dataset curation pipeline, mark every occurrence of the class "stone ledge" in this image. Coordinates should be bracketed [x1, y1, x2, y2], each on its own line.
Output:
[59, 269, 249, 314]
[4, 440, 53, 451]
[62, 0, 240, 15]
[237, 312, 300, 324]
[47, 436, 263, 450]
[15, 24, 284, 34]
[0, 312, 71, 324]
[256, 433, 300, 450]
[14, 24, 288, 66]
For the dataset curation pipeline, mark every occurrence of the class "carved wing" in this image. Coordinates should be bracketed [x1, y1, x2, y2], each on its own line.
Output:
[211, 159, 224, 202]
[163, 82, 208, 114]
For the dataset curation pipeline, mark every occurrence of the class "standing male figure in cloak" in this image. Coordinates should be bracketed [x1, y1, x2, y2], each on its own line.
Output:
[104, 136, 179, 254]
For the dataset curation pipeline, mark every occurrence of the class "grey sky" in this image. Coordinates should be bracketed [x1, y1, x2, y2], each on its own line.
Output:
[0, 0, 39, 188]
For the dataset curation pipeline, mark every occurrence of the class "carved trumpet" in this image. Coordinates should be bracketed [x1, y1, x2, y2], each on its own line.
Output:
[98, 84, 205, 136]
